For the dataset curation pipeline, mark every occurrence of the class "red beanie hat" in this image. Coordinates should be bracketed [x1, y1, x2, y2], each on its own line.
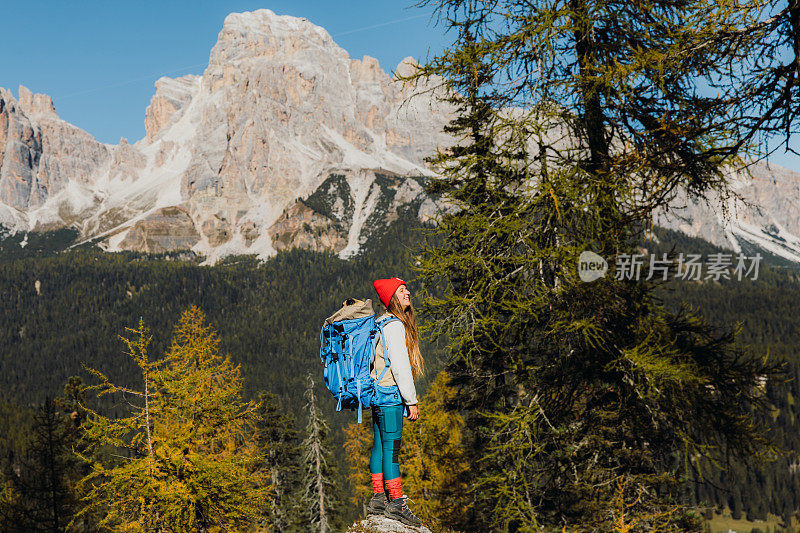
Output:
[373, 277, 406, 308]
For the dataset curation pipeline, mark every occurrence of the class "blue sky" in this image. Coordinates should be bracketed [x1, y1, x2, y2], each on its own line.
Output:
[1, 1, 798, 171]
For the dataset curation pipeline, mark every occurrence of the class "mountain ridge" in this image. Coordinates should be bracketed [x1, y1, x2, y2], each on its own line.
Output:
[1, 8, 800, 262]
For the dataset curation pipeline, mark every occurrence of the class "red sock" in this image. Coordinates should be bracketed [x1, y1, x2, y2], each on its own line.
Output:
[385, 477, 403, 500]
[371, 473, 384, 494]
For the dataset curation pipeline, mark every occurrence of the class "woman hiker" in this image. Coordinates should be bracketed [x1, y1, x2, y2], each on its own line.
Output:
[366, 277, 424, 527]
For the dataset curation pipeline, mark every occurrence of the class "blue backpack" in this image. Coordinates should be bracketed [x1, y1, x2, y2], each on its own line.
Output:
[319, 298, 400, 422]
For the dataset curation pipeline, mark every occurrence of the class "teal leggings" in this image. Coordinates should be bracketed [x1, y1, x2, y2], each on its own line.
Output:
[370, 404, 404, 479]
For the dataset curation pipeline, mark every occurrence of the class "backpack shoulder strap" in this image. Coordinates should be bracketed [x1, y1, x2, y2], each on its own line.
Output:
[376, 315, 400, 327]
[374, 316, 401, 382]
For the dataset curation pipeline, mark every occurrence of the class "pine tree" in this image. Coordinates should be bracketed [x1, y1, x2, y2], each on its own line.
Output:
[0, 478, 25, 531]
[74, 307, 271, 532]
[54, 376, 102, 532]
[0, 397, 80, 532]
[300, 375, 341, 533]
[254, 391, 304, 532]
[408, 1, 783, 530]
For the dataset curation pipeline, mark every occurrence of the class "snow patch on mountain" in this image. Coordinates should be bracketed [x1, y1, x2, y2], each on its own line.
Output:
[340, 171, 383, 258]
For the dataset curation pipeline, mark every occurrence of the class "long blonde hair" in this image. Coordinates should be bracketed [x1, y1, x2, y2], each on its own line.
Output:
[386, 294, 424, 379]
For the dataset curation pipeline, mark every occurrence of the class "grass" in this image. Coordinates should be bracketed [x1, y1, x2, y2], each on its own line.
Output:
[709, 509, 789, 533]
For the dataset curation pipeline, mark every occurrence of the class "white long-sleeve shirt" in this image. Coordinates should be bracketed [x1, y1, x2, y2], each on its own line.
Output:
[371, 315, 418, 405]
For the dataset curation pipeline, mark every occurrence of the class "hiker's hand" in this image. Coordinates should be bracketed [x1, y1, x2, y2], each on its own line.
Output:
[408, 405, 419, 420]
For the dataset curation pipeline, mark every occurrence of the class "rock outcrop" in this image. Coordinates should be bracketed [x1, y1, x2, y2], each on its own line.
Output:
[268, 201, 347, 254]
[347, 515, 432, 533]
[115, 205, 201, 253]
[144, 75, 200, 142]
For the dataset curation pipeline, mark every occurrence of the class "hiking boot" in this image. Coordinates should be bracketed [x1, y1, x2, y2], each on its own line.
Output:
[384, 496, 421, 527]
[366, 492, 388, 515]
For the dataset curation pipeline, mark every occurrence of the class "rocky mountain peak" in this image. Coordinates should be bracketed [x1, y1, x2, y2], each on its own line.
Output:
[220, 8, 337, 46]
[394, 56, 420, 79]
[0, 9, 454, 262]
[17, 85, 57, 118]
[144, 75, 201, 142]
[208, 9, 347, 77]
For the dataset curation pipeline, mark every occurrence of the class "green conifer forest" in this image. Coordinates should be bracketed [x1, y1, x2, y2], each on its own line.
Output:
[0, 224, 799, 530]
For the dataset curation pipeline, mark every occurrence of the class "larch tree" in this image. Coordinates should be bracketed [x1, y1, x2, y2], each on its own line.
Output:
[399, 371, 470, 531]
[74, 307, 271, 532]
[343, 415, 373, 515]
[409, 0, 783, 530]
[701, 0, 800, 158]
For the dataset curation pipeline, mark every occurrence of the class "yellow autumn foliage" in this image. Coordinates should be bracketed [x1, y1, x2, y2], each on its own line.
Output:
[400, 371, 469, 530]
[74, 306, 272, 532]
[344, 414, 373, 513]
